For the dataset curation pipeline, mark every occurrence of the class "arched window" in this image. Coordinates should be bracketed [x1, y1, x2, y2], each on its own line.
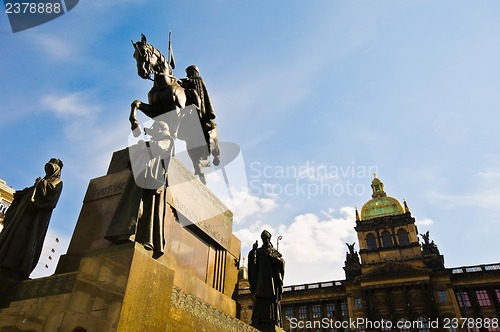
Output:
[397, 228, 410, 245]
[381, 231, 393, 247]
[366, 233, 377, 250]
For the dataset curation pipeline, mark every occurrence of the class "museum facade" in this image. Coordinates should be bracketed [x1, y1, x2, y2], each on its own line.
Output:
[238, 176, 500, 332]
[0, 179, 14, 232]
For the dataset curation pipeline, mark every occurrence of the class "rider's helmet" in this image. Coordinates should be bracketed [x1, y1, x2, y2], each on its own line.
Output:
[185, 65, 200, 77]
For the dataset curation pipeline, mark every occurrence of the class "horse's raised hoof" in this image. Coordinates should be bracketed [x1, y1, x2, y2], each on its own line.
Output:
[213, 156, 220, 166]
[131, 100, 141, 110]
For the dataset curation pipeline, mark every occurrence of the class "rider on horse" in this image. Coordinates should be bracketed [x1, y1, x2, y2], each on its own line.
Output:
[180, 65, 220, 166]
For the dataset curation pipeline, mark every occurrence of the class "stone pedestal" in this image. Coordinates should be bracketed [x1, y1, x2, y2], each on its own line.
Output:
[253, 325, 286, 332]
[0, 148, 257, 332]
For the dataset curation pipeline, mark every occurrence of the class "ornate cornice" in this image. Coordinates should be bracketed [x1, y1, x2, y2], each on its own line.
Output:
[170, 287, 258, 332]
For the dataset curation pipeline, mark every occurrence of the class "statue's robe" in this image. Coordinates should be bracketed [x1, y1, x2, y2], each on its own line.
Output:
[0, 177, 63, 279]
[180, 76, 216, 152]
[105, 138, 173, 258]
[248, 245, 285, 329]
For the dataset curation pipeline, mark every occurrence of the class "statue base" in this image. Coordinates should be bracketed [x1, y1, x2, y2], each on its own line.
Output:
[0, 243, 258, 331]
[0, 148, 257, 331]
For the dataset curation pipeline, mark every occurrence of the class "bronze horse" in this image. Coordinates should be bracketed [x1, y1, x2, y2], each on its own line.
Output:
[130, 34, 219, 184]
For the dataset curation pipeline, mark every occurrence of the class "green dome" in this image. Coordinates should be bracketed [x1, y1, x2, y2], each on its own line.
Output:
[361, 196, 404, 220]
[360, 176, 405, 221]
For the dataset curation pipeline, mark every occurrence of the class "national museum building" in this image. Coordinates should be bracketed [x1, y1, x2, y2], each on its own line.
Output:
[0, 179, 14, 232]
[238, 176, 500, 332]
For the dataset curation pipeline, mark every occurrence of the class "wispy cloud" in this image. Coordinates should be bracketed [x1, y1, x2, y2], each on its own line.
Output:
[426, 189, 500, 209]
[30, 34, 77, 60]
[41, 92, 100, 118]
[225, 188, 278, 225]
[415, 217, 434, 227]
[477, 170, 500, 178]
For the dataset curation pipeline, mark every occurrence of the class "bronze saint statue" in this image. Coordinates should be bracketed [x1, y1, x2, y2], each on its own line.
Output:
[0, 158, 63, 279]
[248, 230, 285, 330]
[105, 120, 174, 258]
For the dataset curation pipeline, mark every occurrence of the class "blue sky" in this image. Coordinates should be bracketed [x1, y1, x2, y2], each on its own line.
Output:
[1, 1, 499, 284]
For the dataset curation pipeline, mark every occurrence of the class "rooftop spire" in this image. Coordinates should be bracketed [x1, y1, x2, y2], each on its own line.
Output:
[404, 199, 410, 213]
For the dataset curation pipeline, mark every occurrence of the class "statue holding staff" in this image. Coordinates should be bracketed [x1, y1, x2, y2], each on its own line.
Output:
[0, 158, 63, 279]
[248, 230, 285, 330]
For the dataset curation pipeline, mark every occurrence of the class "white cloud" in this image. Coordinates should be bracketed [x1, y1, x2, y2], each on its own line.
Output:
[229, 188, 278, 224]
[477, 170, 500, 178]
[30, 34, 76, 60]
[415, 217, 434, 227]
[235, 206, 357, 284]
[41, 92, 100, 118]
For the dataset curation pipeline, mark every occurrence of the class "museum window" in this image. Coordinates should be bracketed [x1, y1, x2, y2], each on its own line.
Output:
[285, 306, 293, 318]
[397, 228, 410, 245]
[476, 290, 491, 306]
[381, 231, 393, 247]
[366, 233, 377, 250]
[326, 303, 335, 317]
[496, 289, 500, 302]
[298, 305, 307, 319]
[312, 304, 321, 318]
[354, 298, 362, 309]
[456, 291, 471, 307]
[437, 290, 448, 302]
[416, 317, 430, 332]
[340, 301, 348, 317]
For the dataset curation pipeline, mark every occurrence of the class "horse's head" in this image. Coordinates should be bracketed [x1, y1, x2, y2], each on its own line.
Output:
[132, 34, 166, 80]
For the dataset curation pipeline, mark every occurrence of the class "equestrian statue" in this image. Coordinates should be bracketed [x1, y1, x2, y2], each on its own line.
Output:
[130, 34, 220, 184]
